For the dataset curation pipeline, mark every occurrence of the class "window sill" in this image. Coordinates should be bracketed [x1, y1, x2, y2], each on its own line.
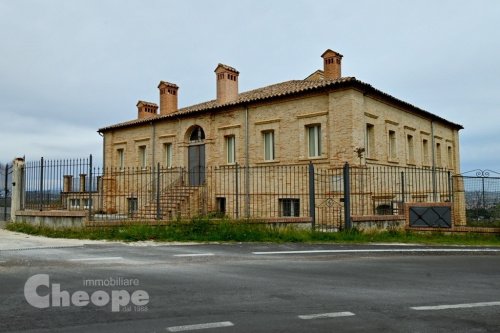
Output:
[299, 156, 329, 161]
[366, 157, 378, 161]
[256, 160, 281, 165]
[387, 159, 399, 164]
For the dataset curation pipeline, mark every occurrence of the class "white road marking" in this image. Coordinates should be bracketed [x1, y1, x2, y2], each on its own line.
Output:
[298, 311, 355, 320]
[411, 301, 500, 311]
[0, 260, 6, 263]
[69, 256, 123, 262]
[173, 253, 215, 257]
[252, 248, 500, 255]
[166, 321, 234, 332]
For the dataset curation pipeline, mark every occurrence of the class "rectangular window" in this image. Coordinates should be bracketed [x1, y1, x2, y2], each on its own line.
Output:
[388, 130, 396, 160]
[117, 149, 125, 170]
[366, 124, 375, 158]
[226, 135, 235, 164]
[263, 131, 275, 161]
[307, 125, 321, 157]
[422, 139, 429, 165]
[127, 197, 138, 215]
[164, 143, 173, 168]
[447, 146, 453, 169]
[279, 198, 300, 217]
[407, 134, 414, 164]
[139, 145, 147, 168]
[436, 143, 442, 167]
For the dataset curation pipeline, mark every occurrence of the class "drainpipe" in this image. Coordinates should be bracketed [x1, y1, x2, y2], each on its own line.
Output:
[245, 105, 250, 218]
[151, 121, 156, 167]
[431, 120, 437, 202]
[151, 121, 156, 202]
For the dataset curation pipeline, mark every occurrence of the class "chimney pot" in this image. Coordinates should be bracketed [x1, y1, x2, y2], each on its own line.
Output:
[321, 49, 343, 80]
[137, 100, 159, 119]
[215, 63, 239, 104]
[158, 81, 179, 115]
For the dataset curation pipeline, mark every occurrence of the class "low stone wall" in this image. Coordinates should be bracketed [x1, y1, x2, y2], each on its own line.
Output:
[14, 210, 87, 228]
[352, 215, 406, 231]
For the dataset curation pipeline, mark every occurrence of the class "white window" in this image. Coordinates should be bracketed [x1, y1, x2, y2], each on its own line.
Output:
[307, 125, 321, 157]
[117, 149, 124, 170]
[226, 135, 235, 164]
[139, 145, 147, 168]
[366, 124, 375, 158]
[388, 130, 396, 160]
[279, 198, 300, 217]
[263, 131, 275, 161]
[164, 143, 173, 168]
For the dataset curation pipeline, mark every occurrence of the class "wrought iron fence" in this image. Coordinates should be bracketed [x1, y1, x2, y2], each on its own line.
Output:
[457, 170, 500, 226]
[19, 156, 455, 229]
[0, 162, 13, 221]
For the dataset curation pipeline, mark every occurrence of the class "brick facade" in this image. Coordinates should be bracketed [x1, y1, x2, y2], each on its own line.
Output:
[98, 49, 465, 225]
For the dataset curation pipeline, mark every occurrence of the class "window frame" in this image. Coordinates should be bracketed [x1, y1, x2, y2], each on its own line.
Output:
[279, 198, 300, 217]
[307, 124, 321, 158]
[225, 135, 236, 164]
[164, 143, 173, 168]
[263, 130, 275, 161]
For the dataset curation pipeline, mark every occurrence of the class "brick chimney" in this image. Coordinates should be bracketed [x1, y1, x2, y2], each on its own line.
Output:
[158, 81, 179, 115]
[215, 63, 239, 104]
[321, 49, 343, 80]
[137, 100, 158, 119]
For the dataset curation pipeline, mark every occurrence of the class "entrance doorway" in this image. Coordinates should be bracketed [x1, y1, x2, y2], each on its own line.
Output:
[188, 126, 206, 186]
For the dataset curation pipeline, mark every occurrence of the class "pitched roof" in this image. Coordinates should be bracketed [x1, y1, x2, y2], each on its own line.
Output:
[99, 76, 463, 132]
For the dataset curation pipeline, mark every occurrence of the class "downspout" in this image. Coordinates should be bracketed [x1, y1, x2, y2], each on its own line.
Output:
[151, 121, 156, 167]
[431, 120, 437, 202]
[245, 105, 250, 218]
[151, 121, 156, 203]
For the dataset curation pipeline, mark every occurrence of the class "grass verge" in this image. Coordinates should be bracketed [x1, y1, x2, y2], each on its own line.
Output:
[6, 218, 500, 246]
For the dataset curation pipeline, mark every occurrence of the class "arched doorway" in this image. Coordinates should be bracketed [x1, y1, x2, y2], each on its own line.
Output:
[188, 126, 206, 186]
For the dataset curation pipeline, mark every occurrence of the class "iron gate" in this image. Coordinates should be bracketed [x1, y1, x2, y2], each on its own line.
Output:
[457, 169, 500, 225]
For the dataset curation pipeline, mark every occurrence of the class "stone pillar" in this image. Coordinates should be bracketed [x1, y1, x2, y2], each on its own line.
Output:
[102, 176, 117, 214]
[11, 157, 25, 222]
[63, 175, 73, 192]
[79, 174, 86, 192]
[452, 176, 467, 226]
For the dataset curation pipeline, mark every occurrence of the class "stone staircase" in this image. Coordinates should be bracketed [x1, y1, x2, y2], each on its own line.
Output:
[140, 185, 202, 220]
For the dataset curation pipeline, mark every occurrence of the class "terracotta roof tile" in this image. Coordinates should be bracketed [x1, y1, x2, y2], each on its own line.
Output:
[99, 76, 463, 132]
[215, 63, 239, 74]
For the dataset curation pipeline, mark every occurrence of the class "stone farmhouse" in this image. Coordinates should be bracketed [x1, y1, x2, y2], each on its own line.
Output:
[97, 49, 464, 226]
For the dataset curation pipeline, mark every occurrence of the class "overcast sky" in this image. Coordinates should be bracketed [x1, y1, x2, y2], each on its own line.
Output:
[1, 0, 499, 173]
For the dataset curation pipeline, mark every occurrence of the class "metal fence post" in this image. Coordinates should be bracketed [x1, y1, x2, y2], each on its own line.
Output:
[39, 157, 44, 211]
[88, 154, 93, 220]
[235, 163, 239, 219]
[308, 162, 316, 230]
[3, 164, 8, 221]
[156, 163, 161, 220]
[447, 171, 453, 202]
[401, 171, 405, 203]
[343, 162, 351, 230]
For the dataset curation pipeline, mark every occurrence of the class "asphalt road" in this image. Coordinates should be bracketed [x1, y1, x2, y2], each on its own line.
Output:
[1, 235, 500, 332]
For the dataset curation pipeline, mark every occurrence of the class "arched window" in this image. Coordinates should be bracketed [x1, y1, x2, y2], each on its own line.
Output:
[189, 126, 205, 143]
